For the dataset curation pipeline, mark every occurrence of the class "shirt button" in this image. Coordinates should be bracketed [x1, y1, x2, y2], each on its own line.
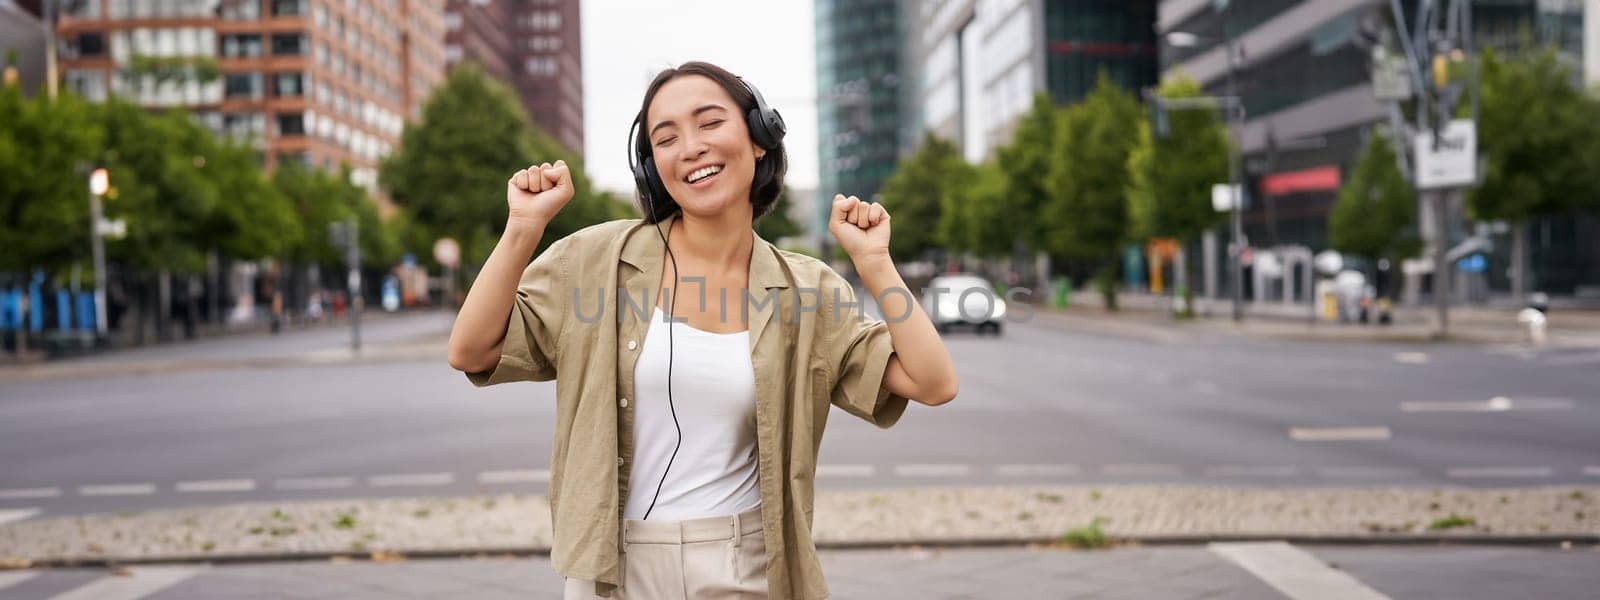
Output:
[616, 457, 625, 467]
[619, 397, 629, 408]
[627, 340, 638, 351]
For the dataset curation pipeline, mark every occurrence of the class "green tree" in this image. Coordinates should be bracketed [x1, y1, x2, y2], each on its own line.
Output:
[97, 98, 220, 273]
[1044, 73, 1142, 309]
[1128, 75, 1229, 243]
[994, 93, 1060, 254]
[880, 133, 968, 263]
[1471, 47, 1600, 297]
[380, 63, 619, 269]
[1328, 132, 1419, 278]
[0, 83, 101, 274]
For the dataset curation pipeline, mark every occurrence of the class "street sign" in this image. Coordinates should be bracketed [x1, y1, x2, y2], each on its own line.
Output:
[1211, 184, 1244, 212]
[433, 238, 461, 269]
[1414, 119, 1476, 189]
[1371, 52, 1413, 100]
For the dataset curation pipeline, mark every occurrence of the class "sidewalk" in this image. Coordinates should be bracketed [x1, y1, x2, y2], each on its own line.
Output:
[3, 542, 1598, 599]
[1049, 290, 1600, 345]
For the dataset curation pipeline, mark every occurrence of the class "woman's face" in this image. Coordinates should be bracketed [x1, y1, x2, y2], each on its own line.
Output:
[645, 75, 766, 219]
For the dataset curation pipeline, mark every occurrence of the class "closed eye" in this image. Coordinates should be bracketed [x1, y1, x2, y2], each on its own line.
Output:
[654, 136, 675, 147]
[700, 119, 724, 129]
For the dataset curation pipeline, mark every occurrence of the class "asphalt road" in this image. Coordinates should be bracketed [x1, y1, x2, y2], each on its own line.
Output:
[1, 309, 1596, 518]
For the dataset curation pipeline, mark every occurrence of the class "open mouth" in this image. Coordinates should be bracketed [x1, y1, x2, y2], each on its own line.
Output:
[685, 164, 724, 187]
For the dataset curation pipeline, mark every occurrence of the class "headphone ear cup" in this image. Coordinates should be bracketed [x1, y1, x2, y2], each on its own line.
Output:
[746, 107, 775, 151]
[641, 156, 671, 219]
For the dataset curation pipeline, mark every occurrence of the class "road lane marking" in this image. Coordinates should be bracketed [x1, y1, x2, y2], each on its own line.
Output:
[893, 464, 971, 477]
[273, 477, 354, 491]
[1289, 427, 1391, 441]
[0, 571, 40, 592]
[1584, 466, 1600, 477]
[0, 508, 41, 526]
[1400, 396, 1574, 412]
[175, 479, 256, 493]
[78, 484, 155, 497]
[369, 473, 454, 487]
[1205, 465, 1299, 477]
[0, 487, 60, 499]
[995, 464, 1081, 477]
[1317, 466, 1417, 479]
[1102, 463, 1183, 476]
[1393, 352, 1429, 364]
[477, 469, 550, 484]
[816, 464, 876, 478]
[1446, 466, 1553, 479]
[46, 566, 205, 600]
[1210, 541, 1392, 600]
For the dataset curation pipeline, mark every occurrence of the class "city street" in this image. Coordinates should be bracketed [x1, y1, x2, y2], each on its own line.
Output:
[2, 309, 1596, 519]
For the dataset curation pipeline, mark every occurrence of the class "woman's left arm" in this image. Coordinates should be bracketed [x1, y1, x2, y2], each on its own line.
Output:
[829, 195, 958, 406]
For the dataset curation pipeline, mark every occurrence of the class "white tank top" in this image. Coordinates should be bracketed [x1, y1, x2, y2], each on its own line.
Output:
[622, 305, 762, 521]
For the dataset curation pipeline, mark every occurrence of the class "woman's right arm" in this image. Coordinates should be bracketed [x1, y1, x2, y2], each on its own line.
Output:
[447, 160, 574, 373]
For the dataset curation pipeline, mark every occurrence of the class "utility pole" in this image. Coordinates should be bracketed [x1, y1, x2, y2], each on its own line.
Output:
[88, 166, 109, 338]
[331, 219, 362, 350]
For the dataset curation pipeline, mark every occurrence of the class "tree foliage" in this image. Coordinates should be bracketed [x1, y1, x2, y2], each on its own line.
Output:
[1471, 47, 1600, 222]
[1329, 132, 1419, 262]
[1126, 75, 1229, 243]
[878, 133, 968, 262]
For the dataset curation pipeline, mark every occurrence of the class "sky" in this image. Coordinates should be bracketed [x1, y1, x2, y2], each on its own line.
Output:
[580, 0, 819, 196]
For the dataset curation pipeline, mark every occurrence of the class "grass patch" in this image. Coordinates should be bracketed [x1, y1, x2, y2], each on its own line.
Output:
[1061, 517, 1109, 549]
[1426, 514, 1476, 531]
[333, 512, 357, 530]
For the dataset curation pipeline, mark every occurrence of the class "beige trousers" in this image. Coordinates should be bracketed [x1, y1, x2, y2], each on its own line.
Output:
[563, 505, 768, 599]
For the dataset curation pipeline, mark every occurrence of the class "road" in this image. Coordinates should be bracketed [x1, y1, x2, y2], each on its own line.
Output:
[1, 309, 1596, 518]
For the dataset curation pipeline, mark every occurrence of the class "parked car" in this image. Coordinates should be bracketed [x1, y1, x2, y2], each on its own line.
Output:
[922, 274, 1005, 335]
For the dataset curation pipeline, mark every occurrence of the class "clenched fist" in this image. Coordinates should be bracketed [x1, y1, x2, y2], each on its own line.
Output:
[828, 194, 891, 263]
[507, 160, 574, 230]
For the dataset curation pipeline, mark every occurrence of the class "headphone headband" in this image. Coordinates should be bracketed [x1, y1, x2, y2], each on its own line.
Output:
[630, 75, 786, 221]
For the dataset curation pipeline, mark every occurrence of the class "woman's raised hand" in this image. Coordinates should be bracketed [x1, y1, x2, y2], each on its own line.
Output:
[507, 160, 574, 230]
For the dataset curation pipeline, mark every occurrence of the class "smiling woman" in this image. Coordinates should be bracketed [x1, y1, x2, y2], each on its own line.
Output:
[447, 60, 957, 600]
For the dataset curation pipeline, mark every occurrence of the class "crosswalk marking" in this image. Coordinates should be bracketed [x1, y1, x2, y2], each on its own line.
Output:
[477, 469, 550, 484]
[369, 473, 454, 487]
[46, 566, 205, 600]
[1289, 427, 1391, 441]
[995, 464, 1081, 477]
[0, 571, 41, 592]
[1447, 466, 1553, 479]
[175, 479, 256, 493]
[1211, 541, 1391, 600]
[0, 507, 41, 526]
[78, 484, 156, 497]
[893, 464, 971, 477]
[1102, 463, 1182, 476]
[1317, 466, 1416, 479]
[273, 477, 354, 490]
[816, 464, 876, 478]
[0, 487, 59, 499]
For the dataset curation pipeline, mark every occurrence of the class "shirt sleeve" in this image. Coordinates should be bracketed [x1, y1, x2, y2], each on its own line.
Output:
[823, 276, 910, 428]
[464, 237, 568, 387]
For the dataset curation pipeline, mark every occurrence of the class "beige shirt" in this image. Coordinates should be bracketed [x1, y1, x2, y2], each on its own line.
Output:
[466, 214, 909, 600]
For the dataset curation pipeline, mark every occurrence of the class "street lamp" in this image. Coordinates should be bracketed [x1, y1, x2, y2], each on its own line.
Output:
[88, 167, 109, 338]
[1162, 29, 1248, 322]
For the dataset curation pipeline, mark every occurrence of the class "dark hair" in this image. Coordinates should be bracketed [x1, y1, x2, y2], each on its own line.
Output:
[632, 61, 787, 223]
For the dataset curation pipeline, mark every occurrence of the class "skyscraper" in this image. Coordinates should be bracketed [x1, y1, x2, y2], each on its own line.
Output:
[444, 0, 583, 154]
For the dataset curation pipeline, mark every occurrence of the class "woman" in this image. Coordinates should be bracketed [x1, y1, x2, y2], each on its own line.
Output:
[448, 61, 958, 600]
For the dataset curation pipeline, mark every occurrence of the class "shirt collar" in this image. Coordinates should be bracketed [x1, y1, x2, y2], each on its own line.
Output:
[618, 213, 791, 290]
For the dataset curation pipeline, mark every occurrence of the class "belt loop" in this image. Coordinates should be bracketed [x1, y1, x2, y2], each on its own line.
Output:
[732, 511, 743, 548]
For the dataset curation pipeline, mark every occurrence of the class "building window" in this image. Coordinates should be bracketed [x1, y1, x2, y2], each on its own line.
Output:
[271, 33, 305, 56]
[277, 113, 306, 136]
[225, 72, 264, 99]
[221, 34, 263, 58]
[219, 0, 260, 20]
[76, 33, 106, 57]
[274, 72, 305, 97]
[223, 112, 266, 139]
[64, 70, 107, 101]
[272, 0, 307, 17]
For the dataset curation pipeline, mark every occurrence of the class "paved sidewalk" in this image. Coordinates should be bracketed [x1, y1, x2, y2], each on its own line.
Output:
[3, 542, 1599, 599]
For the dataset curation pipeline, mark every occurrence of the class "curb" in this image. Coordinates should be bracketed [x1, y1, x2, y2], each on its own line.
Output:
[9, 533, 1599, 570]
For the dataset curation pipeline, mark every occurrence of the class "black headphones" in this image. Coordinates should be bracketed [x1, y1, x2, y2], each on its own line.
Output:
[628, 76, 787, 221]
[628, 75, 784, 521]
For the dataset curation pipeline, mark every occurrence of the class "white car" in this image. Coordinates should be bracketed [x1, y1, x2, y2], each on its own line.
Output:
[922, 274, 1006, 335]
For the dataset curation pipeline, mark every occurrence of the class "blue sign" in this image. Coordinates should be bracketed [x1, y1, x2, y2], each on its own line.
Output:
[1457, 253, 1487, 273]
